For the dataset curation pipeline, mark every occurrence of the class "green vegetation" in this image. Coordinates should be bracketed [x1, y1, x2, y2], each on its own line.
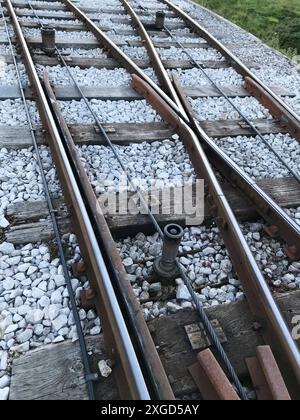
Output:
[194, 0, 300, 57]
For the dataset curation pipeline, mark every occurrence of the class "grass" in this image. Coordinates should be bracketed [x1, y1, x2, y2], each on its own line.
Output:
[194, 0, 300, 58]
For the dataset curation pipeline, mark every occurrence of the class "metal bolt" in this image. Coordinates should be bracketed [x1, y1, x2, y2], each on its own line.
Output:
[41, 26, 56, 55]
[153, 224, 184, 281]
[155, 11, 166, 30]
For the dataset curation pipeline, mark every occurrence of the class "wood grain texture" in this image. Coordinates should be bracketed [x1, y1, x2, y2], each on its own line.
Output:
[4, 177, 299, 243]
[148, 291, 300, 397]
[9, 336, 119, 400]
[0, 118, 287, 149]
[9, 292, 299, 399]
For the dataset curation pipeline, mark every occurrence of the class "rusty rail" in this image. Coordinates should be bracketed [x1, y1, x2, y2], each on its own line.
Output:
[132, 75, 300, 398]
[9, 0, 300, 399]
[60, 0, 300, 399]
[120, 0, 186, 115]
[43, 71, 175, 400]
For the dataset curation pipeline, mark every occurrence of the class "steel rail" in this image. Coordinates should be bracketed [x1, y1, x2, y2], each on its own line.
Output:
[161, 0, 300, 143]
[132, 0, 300, 183]
[60, 0, 300, 397]
[120, 0, 186, 115]
[132, 75, 300, 398]
[126, 0, 300, 261]
[62, 0, 300, 261]
[27, 0, 176, 400]
[51, 44, 247, 400]
[5, 0, 151, 400]
[0, 2, 96, 400]
[62, 0, 190, 125]
[28, 0, 245, 398]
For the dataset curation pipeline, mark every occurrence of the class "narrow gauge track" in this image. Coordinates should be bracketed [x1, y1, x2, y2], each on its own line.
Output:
[0, 0, 299, 400]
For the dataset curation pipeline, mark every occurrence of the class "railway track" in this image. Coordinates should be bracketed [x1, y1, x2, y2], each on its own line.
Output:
[0, 0, 299, 401]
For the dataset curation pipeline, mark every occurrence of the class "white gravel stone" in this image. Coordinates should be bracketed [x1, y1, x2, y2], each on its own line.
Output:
[16, 329, 33, 344]
[25, 309, 44, 325]
[176, 284, 191, 301]
[52, 315, 68, 332]
[215, 133, 300, 180]
[0, 100, 40, 126]
[59, 99, 161, 124]
[0, 243, 15, 255]
[0, 387, 9, 400]
[0, 375, 10, 388]
[98, 360, 112, 378]
[78, 138, 195, 195]
[191, 96, 272, 121]
[168, 67, 243, 87]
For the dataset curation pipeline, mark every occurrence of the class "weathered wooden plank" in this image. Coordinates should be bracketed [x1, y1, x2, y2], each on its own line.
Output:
[11, 1, 175, 17]
[5, 177, 300, 243]
[148, 291, 300, 397]
[9, 335, 119, 400]
[31, 54, 261, 70]
[0, 122, 175, 148]
[5, 217, 72, 244]
[201, 118, 289, 137]
[9, 9, 187, 29]
[187, 85, 292, 98]
[0, 118, 288, 149]
[0, 84, 292, 101]
[21, 36, 210, 50]
[0, 86, 33, 100]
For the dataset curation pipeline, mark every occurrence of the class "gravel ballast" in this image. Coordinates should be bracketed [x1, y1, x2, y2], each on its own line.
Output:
[215, 133, 300, 180]
[0, 235, 101, 400]
[0, 100, 40, 126]
[59, 99, 161, 124]
[0, 146, 61, 223]
[78, 136, 195, 195]
[117, 221, 300, 321]
[191, 96, 272, 121]
[38, 65, 158, 86]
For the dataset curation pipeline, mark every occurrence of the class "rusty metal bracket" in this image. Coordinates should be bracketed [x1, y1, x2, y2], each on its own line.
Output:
[246, 346, 291, 400]
[189, 349, 240, 400]
[80, 289, 97, 311]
